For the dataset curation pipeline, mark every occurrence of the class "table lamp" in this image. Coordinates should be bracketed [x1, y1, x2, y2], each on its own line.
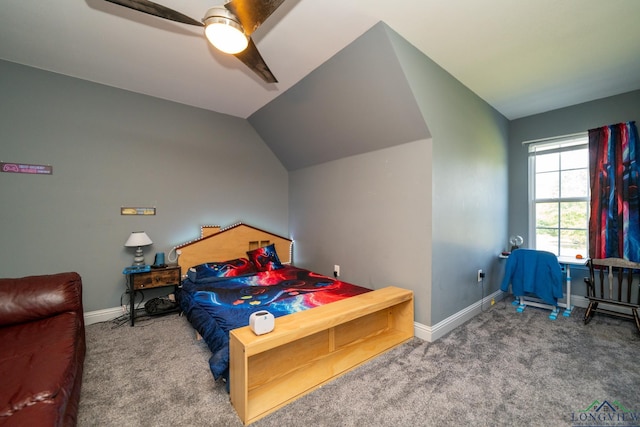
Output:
[124, 231, 153, 265]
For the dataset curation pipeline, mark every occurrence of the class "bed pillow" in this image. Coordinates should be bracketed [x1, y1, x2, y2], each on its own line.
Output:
[246, 244, 283, 271]
[187, 257, 257, 283]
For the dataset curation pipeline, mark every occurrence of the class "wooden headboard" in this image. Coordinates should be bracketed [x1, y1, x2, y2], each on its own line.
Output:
[174, 222, 292, 274]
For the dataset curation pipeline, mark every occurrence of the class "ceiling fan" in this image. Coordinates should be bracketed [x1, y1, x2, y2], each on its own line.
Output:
[103, 0, 284, 83]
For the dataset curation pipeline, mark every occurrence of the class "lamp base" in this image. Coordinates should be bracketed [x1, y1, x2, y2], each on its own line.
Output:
[133, 246, 145, 266]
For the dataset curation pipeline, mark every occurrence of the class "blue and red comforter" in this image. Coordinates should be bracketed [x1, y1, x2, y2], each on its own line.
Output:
[178, 265, 370, 381]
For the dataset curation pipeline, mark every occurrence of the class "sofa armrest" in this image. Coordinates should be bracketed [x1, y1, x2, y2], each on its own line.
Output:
[0, 272, 83, 327]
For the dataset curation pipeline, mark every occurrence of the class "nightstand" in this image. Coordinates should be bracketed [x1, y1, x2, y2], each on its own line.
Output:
[125, 265, 181, 326]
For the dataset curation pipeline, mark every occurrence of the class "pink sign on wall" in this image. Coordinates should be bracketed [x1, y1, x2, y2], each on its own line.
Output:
[1, 162, 53, 175]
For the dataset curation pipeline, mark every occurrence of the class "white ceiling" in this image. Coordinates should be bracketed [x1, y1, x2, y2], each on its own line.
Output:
[1, 0, 639, 119]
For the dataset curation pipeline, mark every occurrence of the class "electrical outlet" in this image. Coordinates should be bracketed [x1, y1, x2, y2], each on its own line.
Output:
[334, 265, 340, 277]
[477, 269, 483, 282]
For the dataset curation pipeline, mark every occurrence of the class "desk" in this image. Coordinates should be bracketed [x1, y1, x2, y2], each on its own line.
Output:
[556, 256, 587, 316]
[500, 253, 587, 319]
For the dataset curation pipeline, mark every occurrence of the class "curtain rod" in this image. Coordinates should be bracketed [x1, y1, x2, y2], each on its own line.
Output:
[522, 131, 587, 145]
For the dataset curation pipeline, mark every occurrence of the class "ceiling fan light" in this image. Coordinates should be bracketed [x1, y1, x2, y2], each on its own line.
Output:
[204, 10, 248, 55]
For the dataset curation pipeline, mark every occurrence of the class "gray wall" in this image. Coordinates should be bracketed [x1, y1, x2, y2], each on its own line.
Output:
[387, 25, 509, 324]
[249, 22, 430, 171]
[286, 23, 509, 326]
[508, 89, 640, 294]
[289, 140, 432, 323]
[15, 21, 633, 326]
[0, 60, 289, 312]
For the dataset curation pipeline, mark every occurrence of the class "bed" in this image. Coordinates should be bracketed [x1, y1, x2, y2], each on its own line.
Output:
[175, 223, 414, 425]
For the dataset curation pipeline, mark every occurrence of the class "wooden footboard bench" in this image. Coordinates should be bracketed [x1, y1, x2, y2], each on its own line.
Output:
[229, 286, 414, 425]
[174, 223, 415, 424]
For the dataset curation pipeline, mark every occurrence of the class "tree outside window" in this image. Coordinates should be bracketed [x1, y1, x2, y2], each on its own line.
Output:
[528, 136, 589, 257]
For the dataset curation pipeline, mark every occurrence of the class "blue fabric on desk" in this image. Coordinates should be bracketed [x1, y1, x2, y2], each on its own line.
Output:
[500, 249, 564, 305]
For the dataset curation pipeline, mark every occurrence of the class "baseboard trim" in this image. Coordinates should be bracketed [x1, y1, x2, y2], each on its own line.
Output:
[84, 306, 124, 326]
[570, 294, 589, 308]
[414, 290, 505, 342]
[86, 293, 591, 333]
[413, 292, 591, 343]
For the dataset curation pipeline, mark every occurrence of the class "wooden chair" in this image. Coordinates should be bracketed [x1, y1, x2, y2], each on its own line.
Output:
[584, 258, 640, 333]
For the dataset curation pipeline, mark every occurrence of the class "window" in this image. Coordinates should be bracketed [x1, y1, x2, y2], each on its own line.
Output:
[528, 134, 589, 257]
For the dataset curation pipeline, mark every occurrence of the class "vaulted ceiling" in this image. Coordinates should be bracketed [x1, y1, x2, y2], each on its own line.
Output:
[1, 0, 639, 120]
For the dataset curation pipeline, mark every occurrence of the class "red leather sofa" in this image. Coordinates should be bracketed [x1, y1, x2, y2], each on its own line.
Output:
[0, 272, 86, 426]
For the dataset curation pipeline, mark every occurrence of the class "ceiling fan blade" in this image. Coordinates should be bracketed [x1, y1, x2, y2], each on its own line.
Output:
[225, 0, 285, 36]
[234, 38, 277, 83]
[103, 0, 203, 27]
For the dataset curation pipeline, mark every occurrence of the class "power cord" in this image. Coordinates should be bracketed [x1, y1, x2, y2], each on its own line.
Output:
[109, 288, 145, 328]
[167, 247, 181, 264]
[479, 274, 489, 312]
[120, 288, 144, 313]
[479, 272, 507, 312]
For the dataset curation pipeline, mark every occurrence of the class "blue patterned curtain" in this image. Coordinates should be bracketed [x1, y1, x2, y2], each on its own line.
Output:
[588, 121, 640, 262]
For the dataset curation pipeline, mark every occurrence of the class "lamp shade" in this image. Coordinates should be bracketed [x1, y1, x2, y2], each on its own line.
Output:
[124, 231, 153, 248]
